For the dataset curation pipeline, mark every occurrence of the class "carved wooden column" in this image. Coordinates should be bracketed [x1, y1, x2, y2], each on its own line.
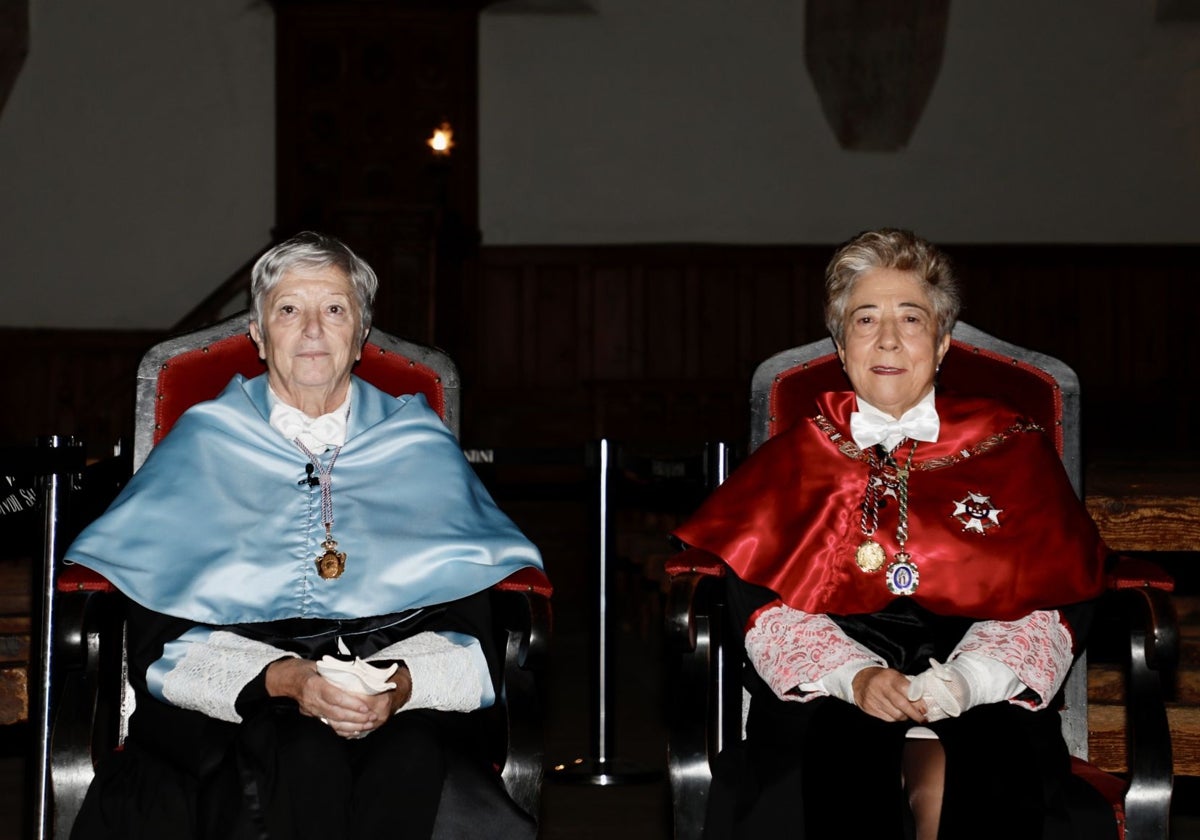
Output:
[805, 0, 950, 151]
[273, 1, 483, 346]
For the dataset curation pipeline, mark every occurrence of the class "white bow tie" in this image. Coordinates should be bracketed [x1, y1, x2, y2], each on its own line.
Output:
[269, 403, 348, 450]
[849, 402, 940, 450]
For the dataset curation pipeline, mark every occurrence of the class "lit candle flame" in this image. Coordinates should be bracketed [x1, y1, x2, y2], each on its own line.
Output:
[427, 122, 454, 156]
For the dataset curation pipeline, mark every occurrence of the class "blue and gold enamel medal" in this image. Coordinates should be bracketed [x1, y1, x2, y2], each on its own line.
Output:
[885, 552, 920, 595]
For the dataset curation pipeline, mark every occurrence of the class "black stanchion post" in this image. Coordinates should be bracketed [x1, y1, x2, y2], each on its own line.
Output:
[27, 436, 85, 840]
[551, 438, 660, 785]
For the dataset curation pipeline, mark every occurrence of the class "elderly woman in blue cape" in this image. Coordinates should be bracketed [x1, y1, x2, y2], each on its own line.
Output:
[67, 232, 544, 840]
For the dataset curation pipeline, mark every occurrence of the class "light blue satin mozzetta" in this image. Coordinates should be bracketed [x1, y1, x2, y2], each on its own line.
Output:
[66, 375, 544, 625]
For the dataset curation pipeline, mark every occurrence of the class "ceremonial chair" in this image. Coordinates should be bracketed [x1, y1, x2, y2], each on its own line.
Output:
[665, 322, 1177, 840]
[41, 312, 553, 839]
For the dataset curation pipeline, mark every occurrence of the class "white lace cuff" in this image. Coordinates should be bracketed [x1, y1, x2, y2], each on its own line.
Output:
[150, 629, 297, 723]
[367, 631, 494, 712]
[744, 604, 884, 703]
[951, 610, 1074, 710]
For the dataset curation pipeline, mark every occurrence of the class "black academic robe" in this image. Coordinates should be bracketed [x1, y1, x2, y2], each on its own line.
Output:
[71, 592, 532, 840]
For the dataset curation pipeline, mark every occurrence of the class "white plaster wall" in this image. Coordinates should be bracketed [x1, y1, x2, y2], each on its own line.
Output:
[480, 0, 1200, 245]
[0, 0, 274, 329]
[2, 2, 1197, 328]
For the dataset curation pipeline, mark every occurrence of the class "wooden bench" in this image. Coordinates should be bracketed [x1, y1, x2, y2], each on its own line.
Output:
[0, 556, 30, 726]
[1086, 457, 1200, 776]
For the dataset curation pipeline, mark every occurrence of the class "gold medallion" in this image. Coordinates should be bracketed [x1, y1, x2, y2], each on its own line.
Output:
[316, 538, 346, 580]
[855, 540, 886, 573]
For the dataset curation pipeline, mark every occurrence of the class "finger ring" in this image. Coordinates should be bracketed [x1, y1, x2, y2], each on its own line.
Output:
[320, 717, 330, 725]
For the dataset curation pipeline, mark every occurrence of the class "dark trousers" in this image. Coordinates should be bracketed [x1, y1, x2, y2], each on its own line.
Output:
[73, 707, 449, 840]
[705, 696, 1110, 840]
[245, 709, 446, 840]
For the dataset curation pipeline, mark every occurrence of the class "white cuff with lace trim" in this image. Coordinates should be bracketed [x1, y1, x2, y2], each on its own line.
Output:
[744, 604, 885, 703]
[366, 631, 494, 713]
[155, 629, 297, 724]
[950, 610, 1074, 710]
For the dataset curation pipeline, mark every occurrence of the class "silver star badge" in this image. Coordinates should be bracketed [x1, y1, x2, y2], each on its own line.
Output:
[952, 491, 1002, 534]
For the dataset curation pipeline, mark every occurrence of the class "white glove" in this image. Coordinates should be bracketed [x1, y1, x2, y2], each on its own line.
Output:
[317, 637, 398, 696]
[906, 658, 973, 722]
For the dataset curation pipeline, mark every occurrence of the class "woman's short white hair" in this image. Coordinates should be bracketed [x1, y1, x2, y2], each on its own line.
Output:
[824, 228, 960, 347]
[250, 231, 378, 337]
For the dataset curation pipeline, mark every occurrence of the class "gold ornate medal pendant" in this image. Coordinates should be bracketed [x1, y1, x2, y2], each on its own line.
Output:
[317, 534, 347, 580]
[857, 442, 920, 594]
[295, 440, 347, 581]
[856, 540, 886, 573]
[855, 455, 890, 574]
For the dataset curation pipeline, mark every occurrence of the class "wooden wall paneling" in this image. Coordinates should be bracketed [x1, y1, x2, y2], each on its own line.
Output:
[475, 263, 524, 387]
[7, 245, 1198, 457]
[591, 265, 635, 381]
[642, 264, 688, 380]
[574, 261, 594, 387]
[695, 263, 743, 381]
[750, 262, 801, 364]
[1, 329, 159, 459]
[461, 244, 1200, 454]
[532, 264, 580, 388]
[951, 247, 1199, 454]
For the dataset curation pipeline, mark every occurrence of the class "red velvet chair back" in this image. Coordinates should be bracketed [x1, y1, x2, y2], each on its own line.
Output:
[750, 321, 1080, 494]
[133, 312, 458, 470]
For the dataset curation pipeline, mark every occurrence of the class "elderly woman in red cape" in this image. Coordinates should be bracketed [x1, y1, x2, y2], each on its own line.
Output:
[674, 229, 1108, 840]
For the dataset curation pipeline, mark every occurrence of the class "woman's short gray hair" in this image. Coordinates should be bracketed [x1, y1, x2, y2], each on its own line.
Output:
[824, 228, 960, 347]
[250, 231, 379, 336]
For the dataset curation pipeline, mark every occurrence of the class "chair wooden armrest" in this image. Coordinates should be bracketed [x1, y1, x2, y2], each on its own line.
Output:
[1108, 556, 1178, 840]
[492, 567, 553, 818]
[50, 585, 125, 839]
[665, 548, 730, 840]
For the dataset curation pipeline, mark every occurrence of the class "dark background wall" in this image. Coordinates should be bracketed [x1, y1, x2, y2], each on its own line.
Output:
[1, 1, 1197, 464]
[4, 243, 1196, 465]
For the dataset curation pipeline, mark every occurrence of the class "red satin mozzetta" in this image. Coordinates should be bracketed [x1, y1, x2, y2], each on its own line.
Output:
[674, 392, 1106, 621]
